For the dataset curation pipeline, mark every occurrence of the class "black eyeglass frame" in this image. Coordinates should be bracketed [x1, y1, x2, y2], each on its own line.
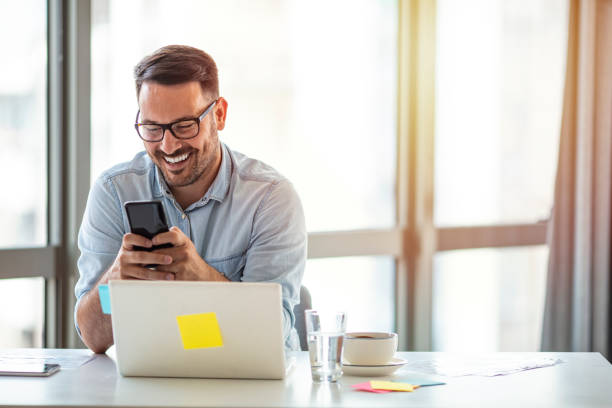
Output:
[134, 99, 218, 142]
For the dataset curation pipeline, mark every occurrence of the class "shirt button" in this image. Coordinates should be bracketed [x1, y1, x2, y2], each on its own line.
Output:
[181, 214, 186, 219]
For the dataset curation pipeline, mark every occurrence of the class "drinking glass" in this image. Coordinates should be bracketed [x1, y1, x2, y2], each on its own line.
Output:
[305, 310, 347, 382]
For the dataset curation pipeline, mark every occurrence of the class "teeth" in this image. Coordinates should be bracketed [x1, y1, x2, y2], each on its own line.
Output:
[165, 153, 189, 164]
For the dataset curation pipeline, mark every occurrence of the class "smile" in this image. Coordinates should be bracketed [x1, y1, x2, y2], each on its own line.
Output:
[164, 152, 190, 164]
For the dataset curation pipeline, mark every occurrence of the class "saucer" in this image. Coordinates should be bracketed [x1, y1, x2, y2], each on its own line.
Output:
[342, 357, 407, 377]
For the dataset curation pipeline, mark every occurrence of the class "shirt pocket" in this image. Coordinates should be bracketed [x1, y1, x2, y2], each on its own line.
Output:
[206, 253, 245, 281]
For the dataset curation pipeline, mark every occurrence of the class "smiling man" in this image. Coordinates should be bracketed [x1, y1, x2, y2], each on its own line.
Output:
[74, 45, 306, 353]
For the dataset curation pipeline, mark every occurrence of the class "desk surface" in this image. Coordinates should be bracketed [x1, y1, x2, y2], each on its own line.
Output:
[0, 350, 611, 408]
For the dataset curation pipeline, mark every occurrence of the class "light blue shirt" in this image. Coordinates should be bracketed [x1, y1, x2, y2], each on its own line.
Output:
[74, 143, 306, 350]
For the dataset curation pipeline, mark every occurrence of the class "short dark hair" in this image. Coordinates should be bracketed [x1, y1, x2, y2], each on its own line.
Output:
[134, 45, 219, 98]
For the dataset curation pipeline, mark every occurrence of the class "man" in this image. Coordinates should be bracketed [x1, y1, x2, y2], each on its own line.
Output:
[74, 45, 306, 353]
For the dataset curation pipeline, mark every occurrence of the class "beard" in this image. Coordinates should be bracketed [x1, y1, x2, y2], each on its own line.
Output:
[154, 121, 220, 188]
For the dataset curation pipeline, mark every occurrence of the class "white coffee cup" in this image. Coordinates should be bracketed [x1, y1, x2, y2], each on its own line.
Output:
[343, 332, 398, 365]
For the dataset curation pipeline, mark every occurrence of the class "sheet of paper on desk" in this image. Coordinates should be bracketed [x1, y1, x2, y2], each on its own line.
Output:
[403, 355, 563, 377]
[0, 349, 96, 369]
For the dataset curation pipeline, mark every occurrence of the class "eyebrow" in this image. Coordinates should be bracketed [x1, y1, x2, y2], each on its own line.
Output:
[139, 114, 197, 124]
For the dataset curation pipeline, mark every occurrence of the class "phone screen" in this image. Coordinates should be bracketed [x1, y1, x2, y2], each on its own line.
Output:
[125, 201, 169, 239]
[124, 201, 173, 259]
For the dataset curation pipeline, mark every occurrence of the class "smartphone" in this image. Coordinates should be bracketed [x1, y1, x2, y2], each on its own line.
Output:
[124, 200, 173, 253]
[0, 363, 60, 377]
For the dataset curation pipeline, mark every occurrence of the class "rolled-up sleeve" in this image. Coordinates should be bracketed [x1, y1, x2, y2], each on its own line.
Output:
[242, 179, 307, 351]
[73, 176, 124, 337]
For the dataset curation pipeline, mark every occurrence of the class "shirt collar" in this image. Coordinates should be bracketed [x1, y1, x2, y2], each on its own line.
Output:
[205, 142, 231, 203]
[152, 162, 166, 198]
[152, 143, 232, 205]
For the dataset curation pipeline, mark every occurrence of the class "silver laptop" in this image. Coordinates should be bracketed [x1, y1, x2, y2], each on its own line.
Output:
[108, 280, 290, 379]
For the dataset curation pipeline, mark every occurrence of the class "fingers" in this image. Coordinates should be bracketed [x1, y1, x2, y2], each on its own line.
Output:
[121, 250, 173, 267]
[151, 246, 186, 263]
[152, 226, 186, 247]
[128, 267, 174, 280]
[119, 265, 175, 281]
[152, 248, 188, 276]
[113, 233, 174, 280]
[107, 257, 174, 281]
[107, 233, 179, 283]
[122, 233, 153, 250]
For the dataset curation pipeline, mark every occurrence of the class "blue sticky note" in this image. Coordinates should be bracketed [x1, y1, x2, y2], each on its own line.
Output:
[98, 284, 111, 314]
[411, 381, 446, 387]
[393, 375, 446, 387]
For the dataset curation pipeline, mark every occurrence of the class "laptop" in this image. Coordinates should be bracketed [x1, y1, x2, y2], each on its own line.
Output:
[108, 280, 291, 379]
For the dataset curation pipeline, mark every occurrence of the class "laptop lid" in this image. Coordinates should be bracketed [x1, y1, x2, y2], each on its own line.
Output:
[108, 280, 287, 379]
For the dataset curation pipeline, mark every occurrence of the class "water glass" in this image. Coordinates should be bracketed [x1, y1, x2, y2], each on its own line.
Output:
[305, 310, 347, 382]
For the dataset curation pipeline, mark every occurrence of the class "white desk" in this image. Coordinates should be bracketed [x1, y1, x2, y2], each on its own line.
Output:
[0, 350, 611, 407]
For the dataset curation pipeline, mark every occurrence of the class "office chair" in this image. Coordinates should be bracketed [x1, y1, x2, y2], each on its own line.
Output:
[293, 285, 312, 351]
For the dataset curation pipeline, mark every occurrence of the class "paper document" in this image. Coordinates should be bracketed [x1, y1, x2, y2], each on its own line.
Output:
[0, 349, 96, 369]
[403, 354, 563, 377]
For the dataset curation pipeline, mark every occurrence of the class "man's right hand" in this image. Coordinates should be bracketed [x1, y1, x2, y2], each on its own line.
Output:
[105, 233, 175, 281]
[77, 233, 175, 354]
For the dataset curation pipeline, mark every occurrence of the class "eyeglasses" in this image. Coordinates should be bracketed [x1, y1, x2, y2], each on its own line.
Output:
[134, 99, 218, 142]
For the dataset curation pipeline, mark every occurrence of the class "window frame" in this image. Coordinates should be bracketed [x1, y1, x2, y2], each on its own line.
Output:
[310, 0, 549, 351]
[1, 0, 550, 349]
[0, 0, 64, 348]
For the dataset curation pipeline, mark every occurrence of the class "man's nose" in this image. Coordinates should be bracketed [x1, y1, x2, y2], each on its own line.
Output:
[159, 128, 181, 154]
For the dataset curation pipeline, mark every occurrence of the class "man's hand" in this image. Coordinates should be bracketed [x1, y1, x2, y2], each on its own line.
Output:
[104, 233, 175, 282]
[151, 226, 228, 281]
[78, 232, 175, 354]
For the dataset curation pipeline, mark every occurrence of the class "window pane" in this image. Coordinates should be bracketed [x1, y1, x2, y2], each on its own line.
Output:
[434, 0, 568, 226]
[432, 246, 548, 351]
[91, 0, 397, 232]
[0, 277, 45, 348]
[303, 257, 395, 333]
[0, 0, 47, 247]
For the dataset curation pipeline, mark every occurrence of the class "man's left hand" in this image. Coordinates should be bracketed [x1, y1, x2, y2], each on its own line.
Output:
[152, 226, 228, 282]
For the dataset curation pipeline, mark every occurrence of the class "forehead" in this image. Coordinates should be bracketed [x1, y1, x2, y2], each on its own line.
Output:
[138, 81, 206, 122]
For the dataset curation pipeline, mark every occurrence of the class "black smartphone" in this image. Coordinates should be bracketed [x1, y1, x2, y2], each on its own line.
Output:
[124, 200, 173, 252]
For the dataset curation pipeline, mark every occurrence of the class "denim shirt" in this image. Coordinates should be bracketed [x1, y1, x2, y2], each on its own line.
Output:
[74, 143, 306, 350]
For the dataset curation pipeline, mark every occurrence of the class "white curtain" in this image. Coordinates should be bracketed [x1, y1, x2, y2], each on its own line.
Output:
[542, 0, 612, 358]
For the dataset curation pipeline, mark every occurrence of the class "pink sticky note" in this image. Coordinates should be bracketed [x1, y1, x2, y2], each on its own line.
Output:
[351, 382, 393, 394]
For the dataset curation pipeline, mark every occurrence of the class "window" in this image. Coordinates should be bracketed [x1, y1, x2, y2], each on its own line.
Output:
[433, 246, 548, 351]
[10, 0, 565, 350]
[91, 0, 397, 232]
[432, 0, 568, 351]
[304, 257, 395, 333]
[91, 0, 398, 334]
[0, 0, 47, 248]
[434, 0, 567, 227]
[0, 0, 48, 348]
[0, 278, 45, 348]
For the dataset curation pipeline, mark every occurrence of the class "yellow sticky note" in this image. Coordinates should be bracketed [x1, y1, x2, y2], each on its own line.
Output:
[176, 312, 224, 349]
[370, 381, 416, 392]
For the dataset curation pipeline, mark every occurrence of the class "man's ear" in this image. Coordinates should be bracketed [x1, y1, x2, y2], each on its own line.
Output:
[214, 97, 228, 131]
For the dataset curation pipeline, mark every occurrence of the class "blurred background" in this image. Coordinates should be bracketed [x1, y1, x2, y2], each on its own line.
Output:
[0, 0, 569, 352]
